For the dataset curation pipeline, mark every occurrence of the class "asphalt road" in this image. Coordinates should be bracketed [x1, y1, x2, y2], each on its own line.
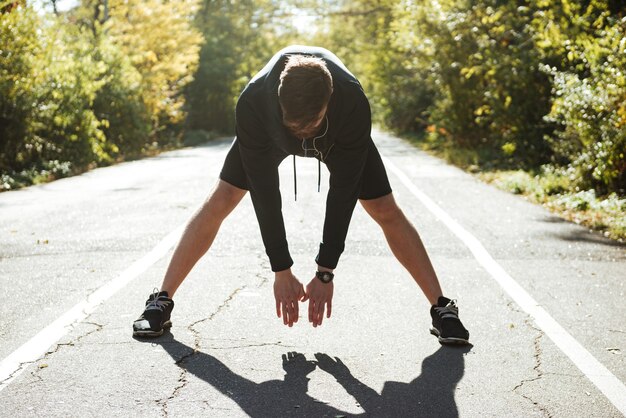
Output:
[0, 130, 624, 417]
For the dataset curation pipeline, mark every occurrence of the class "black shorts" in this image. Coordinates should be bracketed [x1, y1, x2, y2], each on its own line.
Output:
[219, 138, 392, 200]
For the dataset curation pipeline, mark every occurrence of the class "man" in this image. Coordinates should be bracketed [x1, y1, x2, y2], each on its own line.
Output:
[133, 45, 470, 345]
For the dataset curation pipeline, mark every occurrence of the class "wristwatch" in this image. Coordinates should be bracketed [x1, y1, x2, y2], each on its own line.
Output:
[315, 270, 334, 283]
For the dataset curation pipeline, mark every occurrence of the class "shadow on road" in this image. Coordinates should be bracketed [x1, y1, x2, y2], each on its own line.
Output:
[539, 215, 626, 249]
[147, 333, 471, 417]
[549, 229, 626, 249]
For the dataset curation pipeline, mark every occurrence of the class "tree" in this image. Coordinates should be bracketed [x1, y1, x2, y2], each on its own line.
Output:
[186, 0, 295, 134]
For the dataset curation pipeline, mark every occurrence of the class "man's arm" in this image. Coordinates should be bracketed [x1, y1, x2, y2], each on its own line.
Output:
[306, 86, 372, 327]
[236, 96, 305, 327]
[317, 86, 371, 269]
[236, 97, 292, 272]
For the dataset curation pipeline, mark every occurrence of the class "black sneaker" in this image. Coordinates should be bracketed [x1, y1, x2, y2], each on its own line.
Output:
[133, 290, 174, 337]
[430, 296, 470, 345]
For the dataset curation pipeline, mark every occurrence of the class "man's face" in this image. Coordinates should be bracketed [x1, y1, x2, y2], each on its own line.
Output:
[283, 106, 328, 139]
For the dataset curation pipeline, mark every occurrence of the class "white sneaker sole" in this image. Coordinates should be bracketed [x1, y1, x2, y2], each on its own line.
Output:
[133, 320, 172, 338]
[429, 326, 470, 345]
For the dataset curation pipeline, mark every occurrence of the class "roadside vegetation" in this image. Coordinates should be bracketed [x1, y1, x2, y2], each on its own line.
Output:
[1, 0, 294, 190]
[1, 0, 624, 239]
[305, 0, 625, 240]
[408, 132, 626, 240]
[478, 171, 626, 241]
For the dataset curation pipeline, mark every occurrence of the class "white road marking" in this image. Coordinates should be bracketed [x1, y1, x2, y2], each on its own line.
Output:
[0, 224, 184, 393]
[382, 155, 626, 415]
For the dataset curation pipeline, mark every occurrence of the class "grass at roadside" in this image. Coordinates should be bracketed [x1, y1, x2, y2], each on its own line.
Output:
[478, 170, 625, 241]
[401, 132, 626, 242]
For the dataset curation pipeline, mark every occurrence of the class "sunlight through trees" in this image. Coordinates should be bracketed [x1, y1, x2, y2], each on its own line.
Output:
[1, 0, 624, 196]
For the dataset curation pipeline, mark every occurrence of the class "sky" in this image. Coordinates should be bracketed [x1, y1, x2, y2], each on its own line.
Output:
[32, 0, 78, 14]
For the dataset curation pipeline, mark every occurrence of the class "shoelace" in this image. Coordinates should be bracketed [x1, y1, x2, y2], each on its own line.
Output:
[434, 300, 459, 320]
[146, 288, 170, 312]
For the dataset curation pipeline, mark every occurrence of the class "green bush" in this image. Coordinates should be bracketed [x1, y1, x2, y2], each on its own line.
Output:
[542, 18, 626, 194]
[413, 1, 553, 166]
[1, 1, 200, 190]
[183, 129, 218, 146]
[313, 0, 624, 198]
[186, 0, 288, 135]
[92, 36, 152, 159]
[1, 5, 108, 178]
[0, 3, 43, 172]
[33, 23, 108, 168]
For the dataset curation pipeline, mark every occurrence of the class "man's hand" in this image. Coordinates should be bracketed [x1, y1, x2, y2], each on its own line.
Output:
[274, 269, 306, 327]
[306, 274, 334, 327]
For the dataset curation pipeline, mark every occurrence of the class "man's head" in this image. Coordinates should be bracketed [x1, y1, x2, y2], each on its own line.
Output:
[278, 55, 333, 138]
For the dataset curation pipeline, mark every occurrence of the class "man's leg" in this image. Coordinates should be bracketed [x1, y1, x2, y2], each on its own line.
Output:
[359, 193, 442, 305]
[161, 179, 247, 297]
[360, 192, 469, 344]
[133, 180, 246, 337]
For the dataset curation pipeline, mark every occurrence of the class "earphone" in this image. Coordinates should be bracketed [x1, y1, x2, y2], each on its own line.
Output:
[301, 116, 330, 161]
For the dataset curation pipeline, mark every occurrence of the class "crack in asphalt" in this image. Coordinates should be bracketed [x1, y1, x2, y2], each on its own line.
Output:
[0, 321, 104, 388]
[158, 286, 245, 417]
[0, 360, 37, 388]
[157, 255, 278, 416]
[51, 322, 105, 352]
[512, 322, 553, 418]
[506, 301, 524, 315]
[26, 371, 44, 386]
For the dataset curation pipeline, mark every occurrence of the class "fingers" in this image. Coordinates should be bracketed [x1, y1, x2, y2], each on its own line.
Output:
[293, 298, 299, 323]
[300, 286, 309, 302]
[312, 303, 321, 326]
[285, 302, 295, 327]
[308, 297, 315, 324]
[308, 299, 327, 327]
[274, 275, 307, 327]
[279, 300, 300, 327]
[276, 279, 333, 328]
[281, 302, 288, 325]
[317, 301, 325, 326]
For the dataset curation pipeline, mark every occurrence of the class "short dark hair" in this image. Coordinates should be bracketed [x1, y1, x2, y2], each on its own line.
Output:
[278, 55, 333, 127]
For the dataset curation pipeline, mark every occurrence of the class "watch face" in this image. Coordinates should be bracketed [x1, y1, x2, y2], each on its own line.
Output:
[316, 271, 334, 283]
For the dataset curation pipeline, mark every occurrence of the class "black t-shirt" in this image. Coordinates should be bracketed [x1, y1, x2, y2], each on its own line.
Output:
[235, 45, 371, 272]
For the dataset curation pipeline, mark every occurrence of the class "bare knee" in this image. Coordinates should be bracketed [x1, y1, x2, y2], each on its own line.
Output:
[213, 180, 247, 205]
[199, 180, 247, 220]
[360, 193, 403, 226]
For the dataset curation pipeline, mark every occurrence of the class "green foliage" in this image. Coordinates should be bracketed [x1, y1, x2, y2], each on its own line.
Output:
[398, 1, 553, 166]
[301, 0, 625, 197]
[34, 23, 108, 167]
[542, 16, 626, 193]
[91, 36, 151, 158]
[1, 4, 107, 176]
[182, 129, 218, 146]
[186, 0, 295, 134]
[1, 0, 202, 190]
[2, 0, 625, 201]
[0, 2, 41, 173]
[480, 168, 626, 239]
[104, 0, 202, 133]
